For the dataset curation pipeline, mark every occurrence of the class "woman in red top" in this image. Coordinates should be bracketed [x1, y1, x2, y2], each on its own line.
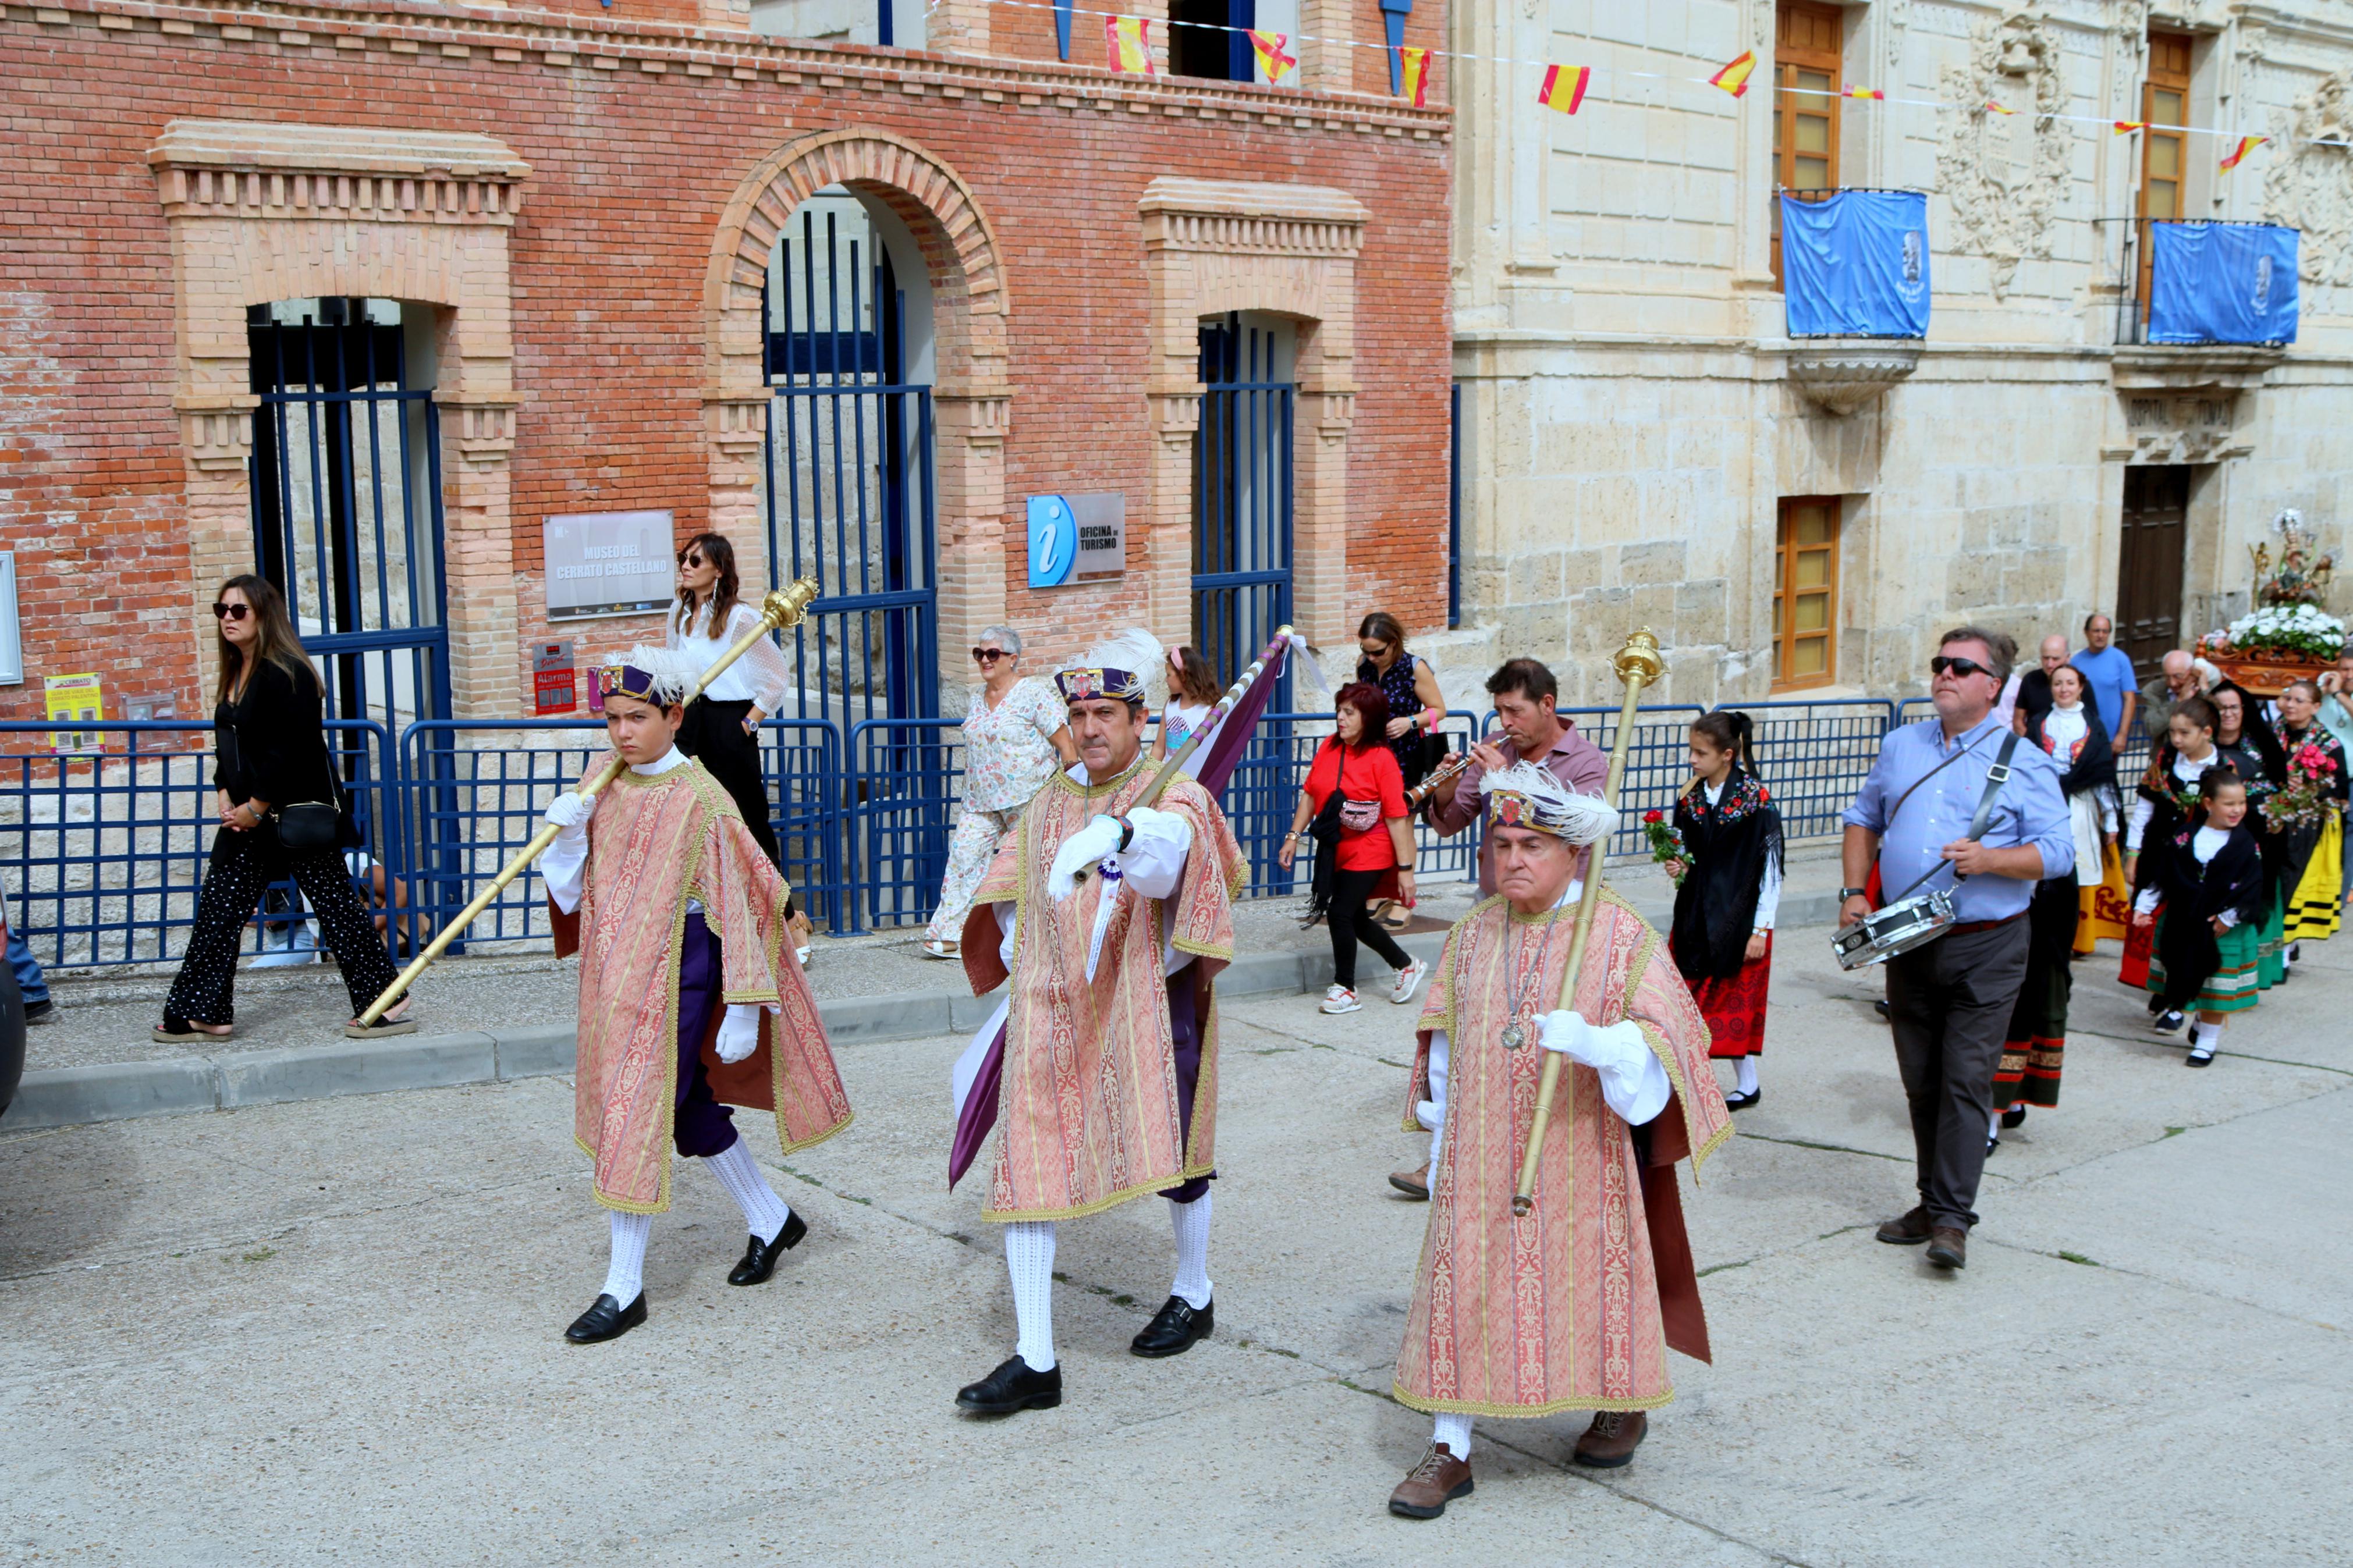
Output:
[1279, 682, 1425, 1015]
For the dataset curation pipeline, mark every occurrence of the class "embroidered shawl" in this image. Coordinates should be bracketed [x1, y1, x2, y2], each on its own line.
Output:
[958, 760, 1247, 1221]
[553, 754, 852, 1213]
[1393, 888, 1731, 1418]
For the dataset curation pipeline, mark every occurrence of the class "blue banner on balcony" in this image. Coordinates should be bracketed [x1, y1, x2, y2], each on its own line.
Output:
[2148, 222, 2299, 346]
[1780, 190, 1930, 339]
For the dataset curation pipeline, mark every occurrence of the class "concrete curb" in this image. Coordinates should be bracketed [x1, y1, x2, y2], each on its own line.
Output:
[1, 895, 1844, 1136]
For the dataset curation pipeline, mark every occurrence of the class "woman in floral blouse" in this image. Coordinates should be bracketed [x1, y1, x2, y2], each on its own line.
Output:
[923, 626, 1077, 958]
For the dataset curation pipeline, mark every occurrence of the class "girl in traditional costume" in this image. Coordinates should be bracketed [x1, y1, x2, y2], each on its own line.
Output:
[2209, 680, 2289, 990]
[2133, 767, 2266, 1064]
[2269, 680, 2349, 958]
[2122, 695, 2224, 996]
[1663, 712, 1780, 1112]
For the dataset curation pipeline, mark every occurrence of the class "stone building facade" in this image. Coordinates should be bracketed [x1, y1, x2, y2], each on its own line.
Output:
[1447, 0, 2353, 709]
[0, 0, 1451, 730]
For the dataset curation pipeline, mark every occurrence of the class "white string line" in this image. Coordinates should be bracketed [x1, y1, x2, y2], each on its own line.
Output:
[927, 0, 2352, 151]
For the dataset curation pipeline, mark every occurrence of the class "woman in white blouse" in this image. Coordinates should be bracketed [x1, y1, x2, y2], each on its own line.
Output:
[669, 534, 793, 866]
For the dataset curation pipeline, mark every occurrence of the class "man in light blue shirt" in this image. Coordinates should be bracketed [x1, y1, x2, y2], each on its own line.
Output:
[1841, 627, 2072, 1271]
[2069, 613, 2139, 748]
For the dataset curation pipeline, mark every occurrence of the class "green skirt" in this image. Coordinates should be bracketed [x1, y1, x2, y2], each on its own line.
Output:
[2256, 888, 2288, 989]
[2145, 909, 2263, 1015]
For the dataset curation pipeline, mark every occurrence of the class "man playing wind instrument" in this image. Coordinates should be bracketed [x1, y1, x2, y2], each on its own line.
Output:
[539, 649, 853, 1345]
[1386, 763, 1731, 1520]
[951, 630, 1248, 1417]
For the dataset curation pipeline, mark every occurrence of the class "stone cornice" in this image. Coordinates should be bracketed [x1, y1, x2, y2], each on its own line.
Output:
[150, 119, 528, 223]
[1139, 177, 1368, 257]
[20, 0, 1453, 140]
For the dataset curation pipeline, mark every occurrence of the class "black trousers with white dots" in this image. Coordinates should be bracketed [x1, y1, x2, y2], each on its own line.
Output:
[164, 826, 402, 1025]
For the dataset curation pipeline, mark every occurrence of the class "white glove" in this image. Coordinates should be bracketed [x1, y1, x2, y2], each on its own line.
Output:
[715, 1003, 763, 1064]
[543, 791, 593, 838]
[1046, 815, 1126, 901]
[1538, 1008, 1605, 1066]
[1538, 1008, 1671, 1126]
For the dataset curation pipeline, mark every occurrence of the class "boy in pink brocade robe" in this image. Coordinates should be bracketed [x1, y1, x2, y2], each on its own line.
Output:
[540, 650, 853, 1345]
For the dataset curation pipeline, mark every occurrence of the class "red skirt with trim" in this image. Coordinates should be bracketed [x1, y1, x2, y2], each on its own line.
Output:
[1689, 933, 1772, 1059]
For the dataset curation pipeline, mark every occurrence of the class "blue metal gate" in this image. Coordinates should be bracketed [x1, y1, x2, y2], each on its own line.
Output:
[762, 202, 943, 928]
[1193, 313, 1296, 880]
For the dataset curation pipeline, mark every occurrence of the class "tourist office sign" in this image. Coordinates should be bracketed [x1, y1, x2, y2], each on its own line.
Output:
[544, 510, 675, 621]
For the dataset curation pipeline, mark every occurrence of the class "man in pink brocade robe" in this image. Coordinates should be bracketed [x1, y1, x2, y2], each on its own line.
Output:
[540, 650, 852, 1345]
[1386, 763, 1731, 1520]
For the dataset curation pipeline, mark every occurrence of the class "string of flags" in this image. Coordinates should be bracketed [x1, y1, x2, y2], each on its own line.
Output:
[957, 0, 2353, 163]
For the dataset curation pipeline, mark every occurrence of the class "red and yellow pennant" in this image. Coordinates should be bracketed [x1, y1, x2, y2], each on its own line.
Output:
[1248, 29, 1296, 86]
[1709, 49, 1756, 98]
[2220, 134, 2267, 169]
[1844, 86, 1884, 100]
[2113, 119, 2146, 134]
[1396, 45, 1431, 107]
[1537, 63, 1591, 115]
[1983, 100, 2017, 115]
[1105, 15, 1154, 74]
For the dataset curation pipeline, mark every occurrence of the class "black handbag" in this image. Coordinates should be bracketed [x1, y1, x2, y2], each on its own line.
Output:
[269, 743, 346, 854]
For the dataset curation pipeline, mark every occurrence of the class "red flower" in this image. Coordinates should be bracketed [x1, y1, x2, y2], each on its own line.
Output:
[1644, 808, 1664, 823]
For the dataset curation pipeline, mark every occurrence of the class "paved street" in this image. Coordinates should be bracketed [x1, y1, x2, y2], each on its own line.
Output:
[4, 921, 2349, 1566]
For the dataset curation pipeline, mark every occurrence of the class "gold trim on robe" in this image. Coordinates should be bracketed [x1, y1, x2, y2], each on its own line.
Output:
[959, 759, 1247, 1223]
[558, 754, 853, 1214]
[1393, 887, 1731, 1418]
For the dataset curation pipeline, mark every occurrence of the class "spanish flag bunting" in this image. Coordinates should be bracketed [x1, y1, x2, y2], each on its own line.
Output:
[1397, 45, 1431, 108]
[2112, 120, 2146, 134]
[1844, 86, 1884, 100]
[2220, 134, 2267, 169]
[1709, 49, 1756, 98]
[1983, 101, 2016, 115]
[1248, 29, 1297, 86]
[1538, 63, 1591, 115]
[1105, 14, 1154, 74]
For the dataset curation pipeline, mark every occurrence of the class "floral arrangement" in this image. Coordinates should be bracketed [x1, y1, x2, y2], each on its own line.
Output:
[2260, 739, 2345, 831]
[1642, 808, 1688, 886]
[2199, 603, 2347, 663]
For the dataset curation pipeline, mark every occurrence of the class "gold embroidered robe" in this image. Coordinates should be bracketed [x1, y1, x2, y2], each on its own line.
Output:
[959, 759, 1247, 1222]
[552, 755, 852, 1213]
[1393, 888, 1731, 1418]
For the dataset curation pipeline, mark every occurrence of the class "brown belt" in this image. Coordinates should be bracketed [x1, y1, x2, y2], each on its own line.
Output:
[1947, 911, 2025, 936]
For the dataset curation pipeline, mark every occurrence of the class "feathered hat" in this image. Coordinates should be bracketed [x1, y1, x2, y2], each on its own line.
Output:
[597, 646, 701, 707]
[1056, 627, 1164, 707]
[1478, 760, 1619, 847]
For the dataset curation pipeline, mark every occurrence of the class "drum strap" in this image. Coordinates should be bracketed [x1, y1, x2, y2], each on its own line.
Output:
[1887, 733, 2022, 903]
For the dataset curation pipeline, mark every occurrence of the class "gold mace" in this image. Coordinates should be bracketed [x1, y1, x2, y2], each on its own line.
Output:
[1509, 627, 1666, 1218]
[356, 576, 822, 1027]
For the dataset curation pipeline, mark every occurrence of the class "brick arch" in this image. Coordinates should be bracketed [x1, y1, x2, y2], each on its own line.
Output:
[701, 128, 1016, 681]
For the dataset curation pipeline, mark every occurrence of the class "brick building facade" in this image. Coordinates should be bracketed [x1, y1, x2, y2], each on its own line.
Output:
[0, 0, 1452, 733]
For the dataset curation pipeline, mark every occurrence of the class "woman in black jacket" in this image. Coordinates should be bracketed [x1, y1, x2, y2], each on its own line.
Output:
[154, 576, 411, 1043]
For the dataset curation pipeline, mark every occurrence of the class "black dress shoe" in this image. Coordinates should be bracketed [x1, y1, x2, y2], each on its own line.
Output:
[1872, 1000, 1891, 1021]
[564, 1292, 647, 1343]
[2000, 1106, 2028, 1130]
[1723, 1087, 1761, 1112]
[1130, 1295, 1213, 1358]
[727, 1210, 808, 1286]
[956, 1354, 1062, 1415]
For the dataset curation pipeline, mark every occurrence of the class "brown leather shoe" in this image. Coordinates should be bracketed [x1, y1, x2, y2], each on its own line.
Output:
[1926, 1226, 1967, 1269]
[1389, 1162, 1431, 1200]
[1387, 1443, 1473, 1518]
[1875, 1206, 1934, 1245]
[1573, 1409, 1647, 1468]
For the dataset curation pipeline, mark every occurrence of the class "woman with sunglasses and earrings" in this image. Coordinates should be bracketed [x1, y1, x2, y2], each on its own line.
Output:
[920, 627, 1078, 959]
[154, 577, 411, 1044]
[669, 533, 793, 867]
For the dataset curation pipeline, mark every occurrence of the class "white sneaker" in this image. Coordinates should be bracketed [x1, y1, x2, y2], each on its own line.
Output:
[1321, 987, 1362, 1015]
[1390, 958, 1429, 1006]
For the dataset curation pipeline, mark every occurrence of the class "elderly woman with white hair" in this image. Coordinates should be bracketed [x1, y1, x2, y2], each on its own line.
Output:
[922, 624, 1079, 958]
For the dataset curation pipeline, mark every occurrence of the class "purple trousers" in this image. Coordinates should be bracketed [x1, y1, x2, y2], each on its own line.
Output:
[673, 913, 740, 1159]
[1160, 973, 1212, 1206]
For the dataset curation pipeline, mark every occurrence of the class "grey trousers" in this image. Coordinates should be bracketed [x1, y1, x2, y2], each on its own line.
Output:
[1884, 915, 2031, 1231]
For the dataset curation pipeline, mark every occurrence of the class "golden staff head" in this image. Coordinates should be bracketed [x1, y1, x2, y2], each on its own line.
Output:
[761, 576, 822, 632]
[1613, 627, 1665, 688]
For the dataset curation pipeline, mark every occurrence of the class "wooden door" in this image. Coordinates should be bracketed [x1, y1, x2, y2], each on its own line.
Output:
[2137, 33, 2194, 321]
[2117, 465, 2189, 677]
[1772, 2, 1844, 285]
[1772, 496, 1840, 690]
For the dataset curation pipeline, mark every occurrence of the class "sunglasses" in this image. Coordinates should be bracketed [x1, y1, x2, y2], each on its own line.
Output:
[211, 603, 251, 621]
[1929, 655, 1992, 680]
[972, 648, 1008, 664]
[676, 553, 706, 568]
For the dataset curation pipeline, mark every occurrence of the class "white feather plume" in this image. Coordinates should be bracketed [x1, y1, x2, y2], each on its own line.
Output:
[607, 645, 702, 705]
[1287, 633, 1333, 704]
[1478, 760, 1620, 847]
[1066, 627, 1167, 702]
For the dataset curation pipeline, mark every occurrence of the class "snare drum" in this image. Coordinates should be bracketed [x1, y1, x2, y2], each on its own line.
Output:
[1830, 888, 1957, 970]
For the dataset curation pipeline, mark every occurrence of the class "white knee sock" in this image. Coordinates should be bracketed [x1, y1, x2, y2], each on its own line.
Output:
[2191, 1021, 2222, 1054]
[601, 1210, 652, 1304]
[1426, 1121, 1444, 1176]
[704, 1137, 792, 1244]
[1006, 1220, 1057, 1371]
[1734, 1057, 1759, 1095]
[1432, 1412, 1473, 1459]
[1168, 1192, 1213, 1310]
